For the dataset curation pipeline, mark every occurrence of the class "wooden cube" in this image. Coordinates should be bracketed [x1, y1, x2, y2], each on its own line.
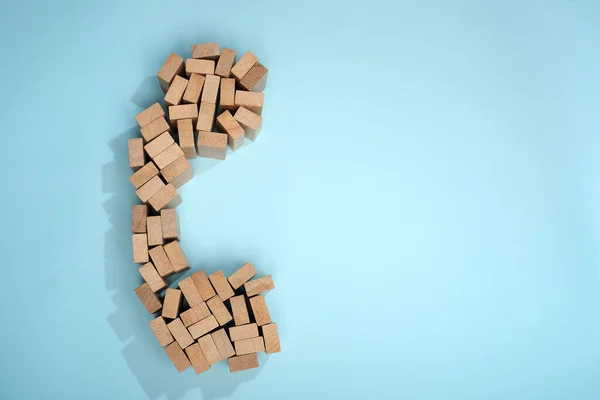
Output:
[196, 102, 216, 132]
[229, 323, 259, 342]
[157, 53, 184, 93]
[249, 294, 271, 326]
[197, 131, 227, 160]
[191, 270, 217, 301]
[192, 42, 220, 60]
[144, 131, 174, 159]
[135, 103, 165, 127]
[128, 138, 145, 170]
[180, 302, 211, 327]
[131, 204, 147, 233]
[146, 216, 163, 247]
[132, 233, 149, 264]
[149, 316, 174, 347]
[162, 288, 182, 319]
[135, 175, 165, 203]
[178, 276, 203, 307]
[140, 116, 171, 142]
[154, 143, 185, 169]
[148, 245, 174, 277]
[215, 48, 236, 78]
[164, 75, 188, 107]
[167, 317, 194, 348]
[230, 51, 258, 81]
[239, 62, 268, 92]
[244, 275, 275, 296]
[262, 323, 281, 354]
[188, 315, 219, 339]
[219, 78, 235, 113]
[185, 343, 210, 374]
[216, 110, 244, 151]
[185, 59, 215, 76]
[228, 353, 258, 373]
[209, 270, 235, 301]
[139, 262, 166, 292]
[228, 262, 257, 290]
[160, 156, 193, 188]
[164, 342, 191, 372]
[235, 91, 263, 115]
[201, 74, 220, 104]
[135, 283, 162, 314]
[169, 104, 198, 125]
[148, 183, 181, 211]
[206, 296, 233, 326]
[183, 73, 205, 104]
[160, 209, 179, 241]
[197, 334, 221, 365]
[234, 107, 263, 141]
[177, 119, 196, 159]
[229, 295, 250, 326]
[129, 162, 159, 189]
[234, 336, 264, 355]
[211, 328, 235, 360]
[163, 240, 189, 273]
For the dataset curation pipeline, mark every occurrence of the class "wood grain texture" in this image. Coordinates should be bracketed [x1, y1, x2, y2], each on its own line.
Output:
[177, 119, 197, 159]
[228, 262, 258, 290]
[219, 78, 235, 113]
[160, 209, 179, 241]
[180, 302, 211, 327]
[197, 334, 221, 365]
[164, 75, 188, 107]
[148, 245, 174, 277]
[211, 328, 235, 360]
[244, 275, 275, 297]
[216, 110, 244, 151]
[249, 294, 271, 326]
[135, 175, 165, 203]
[168, 104, 198, 124]
[200, 74, 220, 104]
[191, 270, 217, 301]
[128, 138, 145, 170]
[162, 288, 182, 319]
[149, 316, 174, 347]
[163, 240, 189, 273]
[234, 106, 263, 141]
[135, 103, 165, 127]
[228, 353, 258, 372]
[185, 343, 210, 374]
[192, 42, 220, 60]
[229, 295, 250, 326]
[160, 156, 193, 188]
[140, 116, 171, 142]
[185, 59, 215, 76]
[157, 53, 184, 92]
[197, 131, 227, 160]
[214, 48, 236, 78]
[196, 102, 216, 132]
[132, 233, 149, 264]
[144, 131, 175, 159]
[164, 342, 191, 372]
[129, 162, 159, 189]
[154, 143, 185, 170]
[206, 295, 233, 326]
[182, 73, 205, 105]
[188, 315, 219, 339]
[167, 317, 194, 349]
[230, 51, 258, 81]
[234, 336, 264, 355]
[131, 204, 147, 233]
[235, 91, 263, 115]
[135, 283, 162, 314]
[209, 270, 235, 301]
[139, 262, 166, 292]
[148, 183, 181, 211]
[239, 62, 268, 92]
[229, 323, 258, 342]
[261, 323, 281, 354]
[178, 276, 203, 307]
[146, 216, 163, 247]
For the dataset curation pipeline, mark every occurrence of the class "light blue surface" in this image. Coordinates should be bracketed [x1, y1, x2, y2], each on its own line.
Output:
[0, 0, 599, 399]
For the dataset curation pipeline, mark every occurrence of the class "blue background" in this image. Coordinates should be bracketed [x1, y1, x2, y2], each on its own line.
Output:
[0, 0, 599, 399]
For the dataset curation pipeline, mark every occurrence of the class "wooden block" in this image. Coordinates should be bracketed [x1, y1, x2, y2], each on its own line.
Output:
[230, 51, 258, 81]
[234, 336, 264, 355]
[162, 288, 182, 319]
[135, 175, 165, 203]
[228, 353, 258, 373]
[164, 342, 191, 372]
[131, 204, 147, 233]
[169, 104, 198, 125]
[215, 48, 236, 78]
[129, 162, 159, 189]
[148, 183, 182, 212]
[228, 262, 257, 290]
[206, 296, 233, 326]
[135, 103, 165, 127]
[249, 294, 271, 326]
[177, 119, 196, 159]
[211, 328, 235, 360]
[132, 233, 149, 264]
[149, 316, 174, 347]
[234, 107, 263, 141]
[164, 75, 188, 107]
[135, 283, 161, 314]
[235, 91, 263, 115]
[148, 245, 174, 277]
[185, 343, 210, 374]
[185, 59, 215, 76]
[244, 275, 275, 297]
[160, 156, 193, 188]
[188, 315, 219, 339]
[196, 102, 216, 132]
[128, 138, 145, 170]
[179, 276, 204, 307]
[201, 74, 220, 104]
[146, 216, 163, 247]
[239, 62, 268, 92]
[164, 240, 189, 273]
[197, 334, 221, 365]
[197, 131, 227, 160]
[140, 116, 171, 142]
[191, 270, 217, 301]
[229, 295, 250, 326]
[139, 262, 166, 292]
[262, 323, 281, 354]
[157, 53, 184, 92]
[180, 302, 211, 327]
[216, 110, 244, 151]
[229, 323, 259, 342]
[154, 143, 185, 169]
[167, 317, 194, 348]
[144, 131, 174, 159]
[160, 209, 179, 241]
[192, 42, 220, 60]
[183, 73, 205, 104]
[219, 78, 235, 113]
[209, 270, 235, 301]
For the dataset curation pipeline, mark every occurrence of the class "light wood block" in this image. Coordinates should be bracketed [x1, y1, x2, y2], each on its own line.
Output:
[228, 262, 257, 290]
[229, 295, 250, 326]
[135, 175, 165, 203]
[234, 336, 264, 355]
[196, 102, 216, 132]
[215, 48, 236, 78]
[234, 107, 263, 141]
[149, 316, 174, 347]
[167, 317, 194, 348]
[169, 104, 198, 125]
[128, 138, 145, 170]
[244, 275, 275, 297]
[211, 328, 235, 360]
[164, 240, 189, 273]
[228, 353, 258, 372]
[185, 343, 210, 374]
[201, 74, 220, 104]
[185, 59, 215, 76]
[180, 302, 211, 327]
[132, 233, 149, 264]
[135, 103, 165, 127]
[262, 323, 281, 354]
[197, 131, 227, 160]
[162, 288, 182, 319]
[239, 62, 268, 92]
[219, 78, 235, 113]
[140, 116, 171, 142]
[249, 294, 271, 326]
[209, 270, 235, 301]
[229, 323, 259, 342]
[157, 53, 184, 92]
[235, 91, 263, 115]
[160, 209, 179, 241]
[146, 216, 163, 247]
[154, 143, 185, 169]
[206, 296, 233, 326]
[188, 315, 219, 339]
[177, 119, 196, 159]
[197, 334, 221, 365]
[131, 204, 147, 233]
[160, 156, 193, 188]
[148, 183, 182, 212]
[144, 131, 174, 159]
[179, 276, 204, 307]
[230, 51, 258, 81]
[183, 73, 205, 104]
[130, 162, 159, 189]
[148, 245, 174, 277]
[191, 270, 217, 301]
[192, 42, 220, 60]
[216, 110, 244, 151]
[135, 283, 161, 314]
[164, 342, 191, 372]
[164, 75, 188, 107]
[139, 262, 166, 292]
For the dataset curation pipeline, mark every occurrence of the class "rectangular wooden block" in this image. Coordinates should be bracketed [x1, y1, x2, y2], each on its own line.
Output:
[177, 119, 197, 159]
[162, 288, 182, 319]
[196, 102, 216, 132]
[235, 91, 263, 115]
[135, 175, 165, 203]
[164, 240, 189, 273]
[179, 276, 204, 307]
[128, 138, 145, 170]
[249, 294, 271, 326]
[216, 110, 244, 151]
[262, 323, 281, 354]
[219, 78, 235, 113]
[192, 42, 220, 60]
[183, 73, 205, 104]
[239, 62, 268, 92]
[229, 323, 259, 342]
[164, 75, 188, 107]
[165, 342, 191, 372]
[144, 131, 175, 159]
[140, 116, 171, 142]
[154, 143, 185, 169]
[244, 275, 275, 297]
[135, 283, 162, 314]
[132, 233, 149, 264]
[211, 328, 235, 360]
[180, 302, 211, 327]
[206, 296, 233, 326]
[197, 334, 221, 365]
[167, 317, 194, 349]
[185, 343, 210, 374]
[229, 295, 250, 326]
[228, 353, 258, 373]
[157, 53, 184, 92]
[228, 262, 257, 290]
[215, 47, 236, 78]
[197, 131, 227, 160]
[201, 74, 220, 104]
[139, 262, 166, 292]
[188, 315, 219, 339]
[209, 270, 235, 301]
[234, 107, 263, 141]
[148, 245, 174, 277]
[230, 51, 258, 81]
[191, 270, 217, 301]
[130, 162, 159, 189]
[148, 183, 182, 211]
[146, 216, 163, 247]
[131, 204, 147, 233]
[185, 59, 215, 76]
[160, 156, 193, 188]
[234, 336, 264, 356]
[160, 209, 179, 241]
[150, 316, 174, 347]
[169, 104, 198, 124]
[135, 103, 165, 127]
